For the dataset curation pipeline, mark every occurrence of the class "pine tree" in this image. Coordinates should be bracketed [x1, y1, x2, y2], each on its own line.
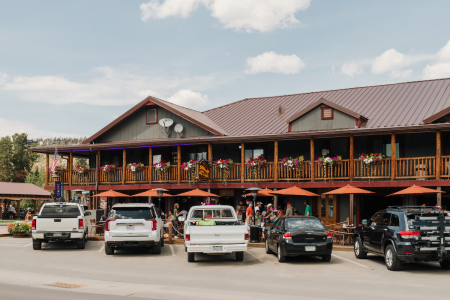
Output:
[0, 136, 14, 182]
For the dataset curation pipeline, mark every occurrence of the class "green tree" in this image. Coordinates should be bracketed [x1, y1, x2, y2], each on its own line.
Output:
[22, 168, 46, 210]
[0, 136, 14, 182]
[11, 133, 38, 182]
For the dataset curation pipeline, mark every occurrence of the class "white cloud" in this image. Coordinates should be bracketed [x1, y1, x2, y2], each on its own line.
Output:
[341, 62, 363, 77]
[0, 67, 236, 109]
[245, 51, 305, 74]
[372, 49, 408, 75]
[422, 40, 450, 79]
[167, 89, 208, 107]
[436, 40, 450, 62]
[0, 117, 81, 139]
[140, 0, 311, 32]
[390, 69, 413, 78]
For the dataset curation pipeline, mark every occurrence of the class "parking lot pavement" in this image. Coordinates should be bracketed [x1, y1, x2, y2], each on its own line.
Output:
[0, 238, 448, 300]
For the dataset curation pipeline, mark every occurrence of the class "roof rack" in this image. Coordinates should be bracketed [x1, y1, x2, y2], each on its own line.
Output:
[387, 206, 438, 210]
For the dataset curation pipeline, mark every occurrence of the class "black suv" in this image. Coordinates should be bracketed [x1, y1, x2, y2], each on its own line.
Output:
[353, 206, 450, 271]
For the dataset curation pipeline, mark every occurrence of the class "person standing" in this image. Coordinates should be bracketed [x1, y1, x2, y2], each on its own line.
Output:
[246, 202, 253, 218]
[285, 202, 294, 217]
[304, 200, 312, 216]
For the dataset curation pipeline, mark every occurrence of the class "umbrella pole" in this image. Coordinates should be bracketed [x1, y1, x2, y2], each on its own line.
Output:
[349, 194, 354, 225]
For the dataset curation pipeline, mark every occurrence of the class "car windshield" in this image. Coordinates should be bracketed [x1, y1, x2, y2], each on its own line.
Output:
[109, 207, 154, 219]
[40, 205, 81, 218]
[286, 219, 325, 230]
[190, 208, 235, 219]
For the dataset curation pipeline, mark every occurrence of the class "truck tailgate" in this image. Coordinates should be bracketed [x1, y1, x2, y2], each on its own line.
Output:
[36, 218, 80, 232]
[188, 225, 246, 244]
[109, 219, 153, 237]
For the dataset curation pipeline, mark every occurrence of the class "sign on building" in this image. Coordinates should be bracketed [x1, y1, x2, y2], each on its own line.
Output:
[198, 161, 210, 182]
[55, 181, 62, 198]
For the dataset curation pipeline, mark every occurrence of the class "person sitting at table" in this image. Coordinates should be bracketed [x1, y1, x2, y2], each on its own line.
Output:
[100, 213, 108, 221]
[166, 211, 176, 222]
[255, 210, 262, 225]
[269, 210, 278, 223]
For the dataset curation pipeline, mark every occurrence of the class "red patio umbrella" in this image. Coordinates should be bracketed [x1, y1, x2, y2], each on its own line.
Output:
[133, 190, 173, 197]
[174, 189, 220, 198]
[386, 185, 445, 197]
[270, 186, 319, 197]
[91, 190, 130, 197]
[242, 188, 274, 197]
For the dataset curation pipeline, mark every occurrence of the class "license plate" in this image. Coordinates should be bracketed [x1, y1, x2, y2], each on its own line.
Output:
[53, 232, 62, 237]
[212, 246, 223, 252]
[126, 225, 135, 230]
[305, 246, 316, 252]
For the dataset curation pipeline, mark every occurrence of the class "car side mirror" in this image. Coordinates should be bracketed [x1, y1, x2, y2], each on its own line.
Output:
[362, 219, 367, 225]
[84, 212, 91, 216]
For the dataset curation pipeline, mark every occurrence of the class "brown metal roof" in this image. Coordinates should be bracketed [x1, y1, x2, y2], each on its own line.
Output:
[423, 105, 450, 124]
[204, 78, 450, 136]
[0, 182, 52, 199]
[82, 96, 226, 144]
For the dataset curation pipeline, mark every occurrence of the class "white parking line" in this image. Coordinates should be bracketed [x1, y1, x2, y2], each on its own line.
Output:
[169, 245, 175, 256]
[332, 254, 368, 268]
[99, 245, 105, 252]
[23, 243, 32, 247]
[246, 250, 262, 262]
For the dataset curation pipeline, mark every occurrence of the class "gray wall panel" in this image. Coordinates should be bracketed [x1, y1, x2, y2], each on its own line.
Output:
[291, 105, 356, 132]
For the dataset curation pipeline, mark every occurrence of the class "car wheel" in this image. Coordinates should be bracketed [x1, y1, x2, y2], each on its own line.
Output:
[105, 243, 114, 255]
[152, 239, 162, 254]
[84, 232, 88, 243]
[236, 251, 244, 261]
[440, 261, 450, 270]
[385, 245, 401, 271]
[188, 252, 195, 262]
[322, 255, 331, 262]
[265, 239, 273, 254]
[77, 238, 86, 249]
[354, 237, 367, 259]
[161, 233, 165, 247]
[32, 239, 41, 250]
[277, 244, 286, 263]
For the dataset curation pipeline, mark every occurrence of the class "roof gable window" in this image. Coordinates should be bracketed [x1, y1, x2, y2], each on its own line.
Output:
[146, 108, 158, 124]
[321, 107, 333, 120]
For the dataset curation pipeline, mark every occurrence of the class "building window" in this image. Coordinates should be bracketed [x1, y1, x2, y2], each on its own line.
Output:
[321, 107, 333, 120]
[244, 147, 264, 161]
[146, 108, 158, 124]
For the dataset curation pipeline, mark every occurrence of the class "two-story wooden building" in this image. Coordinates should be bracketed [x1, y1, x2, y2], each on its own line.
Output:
[31, 78, 450, 225]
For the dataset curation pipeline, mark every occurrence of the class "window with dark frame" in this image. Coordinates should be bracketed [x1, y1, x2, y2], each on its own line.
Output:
[146, 108, 157, 124]
[321, 107, 333, 120]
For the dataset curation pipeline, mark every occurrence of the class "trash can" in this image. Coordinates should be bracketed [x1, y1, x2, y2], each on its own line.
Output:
[249, 225, 261, 243]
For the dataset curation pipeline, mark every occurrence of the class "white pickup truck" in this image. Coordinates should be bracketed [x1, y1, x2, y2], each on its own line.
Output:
[184, 205, 248, 262]
[31, 202, 91, 250]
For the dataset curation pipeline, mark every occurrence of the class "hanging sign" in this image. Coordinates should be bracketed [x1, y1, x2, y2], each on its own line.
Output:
[198, 161, 210, 182]
[55, 181, 62, 198]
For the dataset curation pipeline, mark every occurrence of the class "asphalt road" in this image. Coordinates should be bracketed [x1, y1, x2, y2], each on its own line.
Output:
[0, 237, 449, 300]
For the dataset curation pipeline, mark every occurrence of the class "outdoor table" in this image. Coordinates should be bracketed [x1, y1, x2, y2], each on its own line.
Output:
[340, 227, 356, 244]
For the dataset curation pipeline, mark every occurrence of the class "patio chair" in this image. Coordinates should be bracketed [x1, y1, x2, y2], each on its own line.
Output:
[332, 224, 345, 246]
[90, 219, 104, 236]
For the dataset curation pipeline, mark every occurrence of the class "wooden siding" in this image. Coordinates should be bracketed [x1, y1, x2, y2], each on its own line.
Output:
[97, 107, 214, 142]
[291, 105, 356, 132]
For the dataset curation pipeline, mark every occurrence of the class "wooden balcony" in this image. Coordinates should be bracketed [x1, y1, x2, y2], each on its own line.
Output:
[278, 161, 311, 181]
[244, 162, 274, 182]
[354, 159, 391, 179]
[315, 159, 350, 180]
[152, 166, 178, 183]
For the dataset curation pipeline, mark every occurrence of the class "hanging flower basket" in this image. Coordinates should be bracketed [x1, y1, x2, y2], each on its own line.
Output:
[48, 166, 65, 174]
[126, 162, 144, 172]
[279, 156, 304, 180]
[99, 164, 118, 173]
[181, 160, 198, 184]
[73, 165, 90, 174]
[213, 159, 234, 183]
[359, 153, 384, 179]
[153, 161, 171, 181]
[316, 156, 342, 181]
[245, 157, 267, 182]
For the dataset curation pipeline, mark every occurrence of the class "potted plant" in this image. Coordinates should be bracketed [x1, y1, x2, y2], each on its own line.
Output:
[153, 160, 171, 181]
[279, 156, 304, 180]
[359, 153, 384, 180]
[73, 165, 90, 174]
[126, 162, 144, 172]
[8, 221, 31, 237]
[99, 164, 118, 183]
[213, 159, 234, 183]
[181, 160, 198, 184]
[245, 157, 267, 182]
[316, 156, 342, 181]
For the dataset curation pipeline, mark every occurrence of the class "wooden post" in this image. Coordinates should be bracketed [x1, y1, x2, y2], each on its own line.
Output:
[177, 145, 181, 184]
[436, 131, 441, 180]
[273, 188, 278, 209]
[310, 138, 315, 182]
[122, 149, 126, 185]
[274, 141, 279, 182]
[437, 186, 442, 206]
[241, 143, 245, 183]
[34, 200, 37, 214]
[96, 151, 100, 190]
[208, 143, 212, 183]
[69, 152, 73, 186]
[45, 153, 49, 186]
[391, 134, 396, 181]
[149, 147, 153, 184]
[349, 194, 354, 225]
[349, 136, 354, 181]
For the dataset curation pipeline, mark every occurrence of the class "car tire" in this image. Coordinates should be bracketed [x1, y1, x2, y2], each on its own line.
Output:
[385, 245, 401, 271]
[77, 238, 85, 249]
[322, 255, 331, 262]
[84, 232, 88, 243]
[32, 239, 41, 250]
[188, 252, 195, 262]
[161, 234, 165, 247]
[152, 239, 162, 254]
[440, 261, 450, 270]
[265, 239, 273, 254]
[354, 237, 367, 259]
[277, 244, 286, 263]
[105, 244, 114, 255]
[236, 251, 244, 261]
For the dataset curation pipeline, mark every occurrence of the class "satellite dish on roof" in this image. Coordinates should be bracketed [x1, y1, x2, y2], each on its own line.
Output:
[174, 124, 184, 138]
[159, 118, 173, 128]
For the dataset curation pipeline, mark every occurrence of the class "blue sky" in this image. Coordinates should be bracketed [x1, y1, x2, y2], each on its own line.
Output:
[1, 0, 450, 138]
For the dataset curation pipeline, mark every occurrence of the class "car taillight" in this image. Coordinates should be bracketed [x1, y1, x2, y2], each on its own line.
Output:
[405, 251, 413, 255]
[32, 219, 36, 230]
[327, 232, 332, 239]
[105, 219, 114, 231]
[146, 219, 157, 230]
[283, 232, 291, 238]
[185, 234, 190, 241]
[400, 231, 421, 238]
[78, 219, 84, 229]
[245, 234, 249, 240]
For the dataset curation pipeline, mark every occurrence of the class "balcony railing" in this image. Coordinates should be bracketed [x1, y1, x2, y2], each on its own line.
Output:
[47, 156, 447, 186]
